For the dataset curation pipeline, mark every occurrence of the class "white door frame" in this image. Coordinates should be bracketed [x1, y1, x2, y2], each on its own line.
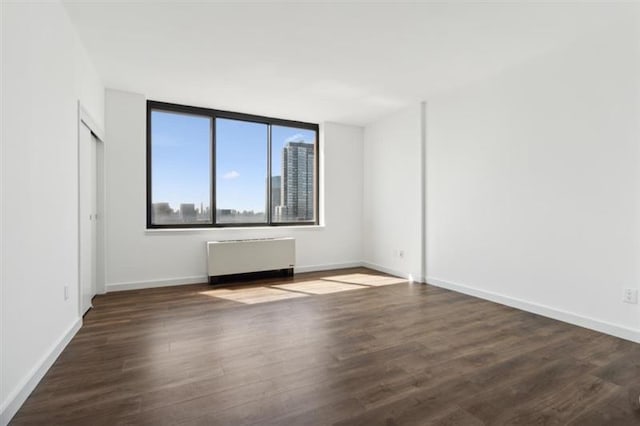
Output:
[77, 102, 106, 317]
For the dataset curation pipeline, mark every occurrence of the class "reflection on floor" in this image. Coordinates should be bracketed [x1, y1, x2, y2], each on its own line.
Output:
[199, 273, 408, 304]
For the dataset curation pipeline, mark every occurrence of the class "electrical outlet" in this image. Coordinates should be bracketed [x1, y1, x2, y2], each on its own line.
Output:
[64, 285, 69, 301]
[623, 288, 638, 304]
[399, 250, 405, 259]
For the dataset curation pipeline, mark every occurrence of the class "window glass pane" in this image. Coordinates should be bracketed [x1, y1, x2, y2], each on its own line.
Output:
[151, 110, 212, 225]
[216, 118, 268, 224]
[271, 126, 317, 222]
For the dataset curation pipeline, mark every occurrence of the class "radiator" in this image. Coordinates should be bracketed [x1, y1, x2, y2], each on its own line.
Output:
[206, 238, 295, 282]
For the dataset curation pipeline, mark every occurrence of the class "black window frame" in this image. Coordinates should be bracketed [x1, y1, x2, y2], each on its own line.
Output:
[146, 100, 320, 229]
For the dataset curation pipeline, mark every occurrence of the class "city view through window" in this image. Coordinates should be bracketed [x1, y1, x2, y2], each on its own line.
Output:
[150, 107, 317, 226]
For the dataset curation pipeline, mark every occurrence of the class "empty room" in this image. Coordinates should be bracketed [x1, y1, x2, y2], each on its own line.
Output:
[1, 1, 639, 425]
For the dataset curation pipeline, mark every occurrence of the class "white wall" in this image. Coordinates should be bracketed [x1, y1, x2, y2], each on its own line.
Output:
[0, 1, 104, 423]
[104, 89, 363, 291]
[363, 104, 424, 281]
[426, 14, 640, 341]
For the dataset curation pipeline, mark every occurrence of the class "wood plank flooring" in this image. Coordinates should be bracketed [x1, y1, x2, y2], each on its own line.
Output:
[11, 268, 640, 425]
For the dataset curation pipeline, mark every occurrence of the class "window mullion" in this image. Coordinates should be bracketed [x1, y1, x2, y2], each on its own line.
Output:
[267, 125, 272, 225]
[211, 115, 216, 226]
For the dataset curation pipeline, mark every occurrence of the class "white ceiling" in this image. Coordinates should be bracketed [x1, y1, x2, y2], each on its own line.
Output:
[63, 1, 629, 126]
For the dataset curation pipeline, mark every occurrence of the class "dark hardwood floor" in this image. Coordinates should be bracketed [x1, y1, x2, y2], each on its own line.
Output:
[11, 268, 640, 425]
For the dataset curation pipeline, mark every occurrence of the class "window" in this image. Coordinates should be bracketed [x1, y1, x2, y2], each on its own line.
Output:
[147, 101, 319, 228]
[271, 125, 317, 223]
[216, 118, 268, 224]
[149, 110, 212, 225]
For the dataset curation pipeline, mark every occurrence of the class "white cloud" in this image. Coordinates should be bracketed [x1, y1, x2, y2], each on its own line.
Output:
[285, 133, 307, 143]
[223, 170, 240, 180]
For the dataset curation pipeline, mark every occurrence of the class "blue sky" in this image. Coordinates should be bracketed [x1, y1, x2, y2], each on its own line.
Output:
[151, 111, 316, 212]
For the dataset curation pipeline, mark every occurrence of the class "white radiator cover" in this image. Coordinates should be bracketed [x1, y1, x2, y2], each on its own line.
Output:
[206, 237, 295, 277]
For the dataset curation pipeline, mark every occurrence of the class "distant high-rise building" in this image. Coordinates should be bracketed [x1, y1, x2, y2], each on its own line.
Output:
[270, 175, 281, 218]
[152, 202, 175, 223]
[279, 141, 314, 221]
[179, 203, 197, 222]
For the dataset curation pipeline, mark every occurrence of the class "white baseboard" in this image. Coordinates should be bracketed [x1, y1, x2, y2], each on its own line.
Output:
[105, 263, 367, 293]
[361, 261, 423, 283]
[0, 317, 82, 426]
[106, 275, 208, 292]
[427, 277, 640, 344]
[295, 261, 363, 274]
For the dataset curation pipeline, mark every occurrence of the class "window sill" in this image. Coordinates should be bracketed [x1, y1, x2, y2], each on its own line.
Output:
[144, 224, 326, 234]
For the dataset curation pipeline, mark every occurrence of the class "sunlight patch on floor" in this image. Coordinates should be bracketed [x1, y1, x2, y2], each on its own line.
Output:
[272, 280, 365, 295]
[198, 273, 407, 305]
[322, 273, 408, 286]
[199, 286, 308, 304]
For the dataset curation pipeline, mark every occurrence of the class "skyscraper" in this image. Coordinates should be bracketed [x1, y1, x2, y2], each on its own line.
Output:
[269, 175, 281, 219]
[279, 141, 315, 221]
[152, 202, 175, 224]
[179, 203, 197, 222]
